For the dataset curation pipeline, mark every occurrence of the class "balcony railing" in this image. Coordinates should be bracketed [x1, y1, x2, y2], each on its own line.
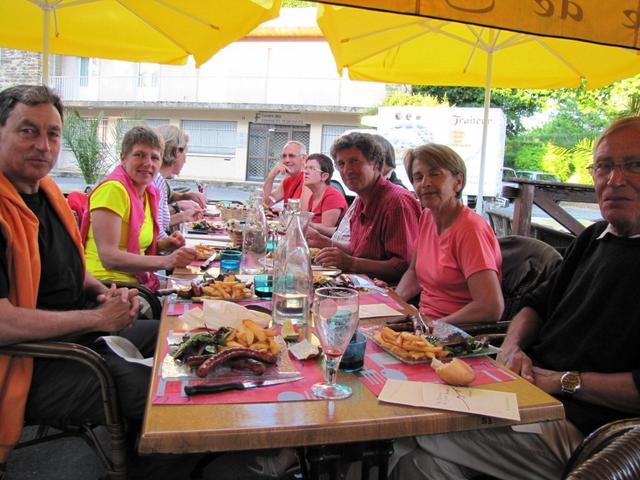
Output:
[48, 73, 385, 108]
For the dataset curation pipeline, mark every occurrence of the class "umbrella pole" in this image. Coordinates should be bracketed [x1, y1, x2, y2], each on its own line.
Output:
[41, 7, 49, 86]
[475, 49, 493, 215]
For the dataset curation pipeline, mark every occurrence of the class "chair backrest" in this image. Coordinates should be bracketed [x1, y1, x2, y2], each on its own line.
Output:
[66, 191, 89, 229]
[564, 419, 640, 479]
[498, 235, 562, 322]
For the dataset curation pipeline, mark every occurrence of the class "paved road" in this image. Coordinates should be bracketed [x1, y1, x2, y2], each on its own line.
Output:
[51, 173, 255, 204]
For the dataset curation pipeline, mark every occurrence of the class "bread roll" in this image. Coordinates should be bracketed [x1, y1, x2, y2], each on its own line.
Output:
[431, 357, 476, 385]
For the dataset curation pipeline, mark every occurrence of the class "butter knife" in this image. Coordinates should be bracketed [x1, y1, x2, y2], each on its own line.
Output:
[200, 251, 218, 271]
[184, 375, 303, 395]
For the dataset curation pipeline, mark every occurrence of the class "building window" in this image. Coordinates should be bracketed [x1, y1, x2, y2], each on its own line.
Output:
[79, 57, 89, 87]
[321, 125, 359, 156]
[182, 120, 237, 155]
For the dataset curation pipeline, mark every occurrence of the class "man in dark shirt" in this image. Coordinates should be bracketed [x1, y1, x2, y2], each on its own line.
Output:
[390, 116, 640, 480]
[0, 85, 162, 477]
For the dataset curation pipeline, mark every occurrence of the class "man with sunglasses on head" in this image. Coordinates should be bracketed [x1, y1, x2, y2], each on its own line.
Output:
[263, 140, 307, 207]
[390, 116, 640, 480]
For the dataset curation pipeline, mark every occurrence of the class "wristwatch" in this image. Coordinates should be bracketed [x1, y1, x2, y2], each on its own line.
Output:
[170, 202, 180, 214]
[560, 371, 581, 395]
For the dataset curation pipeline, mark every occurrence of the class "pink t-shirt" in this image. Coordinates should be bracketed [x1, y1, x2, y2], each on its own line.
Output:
[308, 186, 348, 225]
[415, 206, 502, 319]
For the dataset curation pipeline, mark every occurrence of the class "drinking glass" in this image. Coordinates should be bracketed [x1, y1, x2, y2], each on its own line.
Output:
[219, 249, 242, 274]
[311, 287, 359, 400]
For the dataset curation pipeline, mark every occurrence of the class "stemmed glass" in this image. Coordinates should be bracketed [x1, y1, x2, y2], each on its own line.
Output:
[311, 287, 360, 400]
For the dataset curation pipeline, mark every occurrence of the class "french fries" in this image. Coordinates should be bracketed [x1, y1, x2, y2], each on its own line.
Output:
[373, 327, 449, 361]
[220, 319, 282, 355]
[200, 276, 253, 300]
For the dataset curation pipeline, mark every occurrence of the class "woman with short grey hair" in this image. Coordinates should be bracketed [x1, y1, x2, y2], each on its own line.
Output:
[152, 125, 203, 237]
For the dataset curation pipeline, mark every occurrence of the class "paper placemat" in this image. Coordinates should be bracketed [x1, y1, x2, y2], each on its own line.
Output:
[356, 339, 517, 397]
[153, 344, 323, 405]
[379, 379, 520, 420]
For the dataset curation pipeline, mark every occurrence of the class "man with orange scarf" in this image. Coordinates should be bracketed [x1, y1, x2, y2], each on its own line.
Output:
[0, 85, 149, 475]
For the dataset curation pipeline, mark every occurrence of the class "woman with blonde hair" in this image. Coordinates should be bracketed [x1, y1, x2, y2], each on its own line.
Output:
[391, 143, 503, 325]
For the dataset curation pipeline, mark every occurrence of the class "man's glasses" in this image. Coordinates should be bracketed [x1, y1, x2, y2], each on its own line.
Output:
[587, 160, 640, 178]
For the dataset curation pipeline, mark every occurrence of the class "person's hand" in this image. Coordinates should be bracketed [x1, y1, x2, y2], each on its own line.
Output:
[315, 247, 354, 271]
[96, 284, 141, 320]
[497, 343, 534, 383]
[184, 191, 207, 209]
[165, 247, 198, 269]
[267, 162, 288, 179]
[163, 231, 186, 250]
[181, 207, 204, 222]
[93, 284, 138, 331]
[373, 278, 389, 288]
[531, 366, 562, 395]
[306, 227, 330, 248]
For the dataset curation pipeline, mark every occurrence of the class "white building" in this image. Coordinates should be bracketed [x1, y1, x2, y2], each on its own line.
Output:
[38, 8, 387, 183]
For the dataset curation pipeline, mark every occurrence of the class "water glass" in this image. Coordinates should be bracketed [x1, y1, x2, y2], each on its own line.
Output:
[219, 249, 242, 274]
[339, 332, 367, 372]
[254, 274, 273, 299]
[311, 287, 359, 400]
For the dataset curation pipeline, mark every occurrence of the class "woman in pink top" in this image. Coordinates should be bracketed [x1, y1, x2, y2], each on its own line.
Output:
[394, 143, 503, 325]
[301, 153, 348, 230]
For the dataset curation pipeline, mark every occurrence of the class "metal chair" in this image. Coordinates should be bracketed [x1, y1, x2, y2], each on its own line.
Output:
[564, 418, 640, 479]
[463, 235, 562, 340]
[0, 341, 128, 480]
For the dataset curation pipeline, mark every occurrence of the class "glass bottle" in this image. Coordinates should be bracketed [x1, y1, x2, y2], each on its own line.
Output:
[272, 199, 313, 327]
[241, 188, 268, 275]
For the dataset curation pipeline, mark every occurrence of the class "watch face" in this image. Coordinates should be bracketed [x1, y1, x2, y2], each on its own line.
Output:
[561, 372, 581, 394]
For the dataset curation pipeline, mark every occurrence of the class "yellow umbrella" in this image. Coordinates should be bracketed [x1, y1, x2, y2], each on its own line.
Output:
[0, 0, 281, 81]
[317, 3, 640, 211]
[316, 0, 640, 51]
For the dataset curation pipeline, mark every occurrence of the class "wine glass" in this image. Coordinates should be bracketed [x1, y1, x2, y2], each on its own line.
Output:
[311, 287, 359, 400]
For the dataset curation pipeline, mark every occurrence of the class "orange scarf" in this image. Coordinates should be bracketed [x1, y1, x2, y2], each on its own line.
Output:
[0, 173, 84, 463]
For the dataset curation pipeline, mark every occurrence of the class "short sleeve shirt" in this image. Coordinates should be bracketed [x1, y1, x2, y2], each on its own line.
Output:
[308, 186, 348, 225]
[84, 181, 154, 284]
[282, 172, 304, 205]
[152, 173, 169, 239]
[415, 206, 502, 319]
[349, 175, 421, 272]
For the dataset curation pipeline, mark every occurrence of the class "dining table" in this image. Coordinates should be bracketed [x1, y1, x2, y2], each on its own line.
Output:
[141, 221, 565, 478]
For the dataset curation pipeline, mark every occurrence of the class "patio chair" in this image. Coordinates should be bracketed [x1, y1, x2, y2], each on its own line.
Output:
[564, 418, 640, 479]
[463, 235, 563, 341]
[0, 341, 128, 480]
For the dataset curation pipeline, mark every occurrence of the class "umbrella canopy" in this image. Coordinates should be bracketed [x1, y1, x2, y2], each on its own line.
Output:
[0, 0, 281, 80]
[317, 3, 640, 211]
[316, 0, 640, 51]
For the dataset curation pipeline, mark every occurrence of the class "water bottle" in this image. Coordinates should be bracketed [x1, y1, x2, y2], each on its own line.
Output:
[272, 199, 313, 327]
[241, 188, 268, 274]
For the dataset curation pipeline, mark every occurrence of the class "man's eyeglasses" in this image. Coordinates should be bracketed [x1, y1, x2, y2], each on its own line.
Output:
[587, 160, 640, 178]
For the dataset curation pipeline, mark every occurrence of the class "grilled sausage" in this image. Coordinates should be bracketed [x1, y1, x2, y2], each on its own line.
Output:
[196, 348, 277, 377]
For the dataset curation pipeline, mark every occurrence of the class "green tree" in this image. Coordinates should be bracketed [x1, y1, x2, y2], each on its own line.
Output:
[382, 91, 444, 106]
[63, 111, 111, 185]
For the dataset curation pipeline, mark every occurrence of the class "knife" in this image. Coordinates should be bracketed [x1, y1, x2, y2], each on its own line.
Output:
[184, 376, 303, 395]
[200, 251, 218, 271]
